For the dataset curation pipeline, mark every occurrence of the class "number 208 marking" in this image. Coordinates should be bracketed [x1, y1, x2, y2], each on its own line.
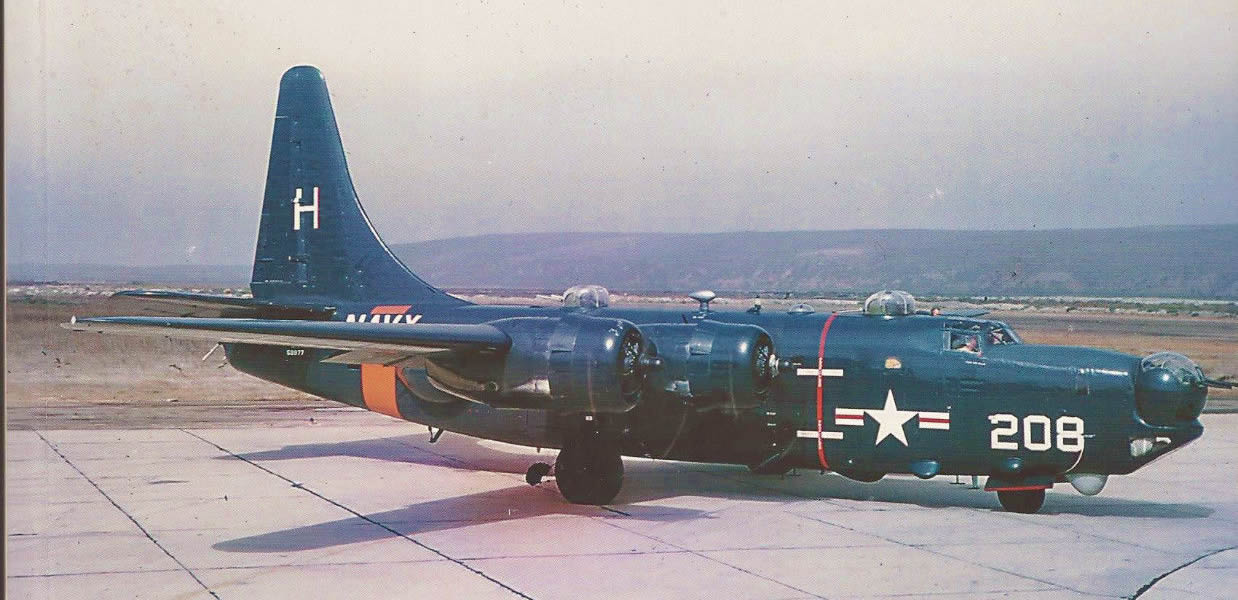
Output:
[988, 414, 1085, 452]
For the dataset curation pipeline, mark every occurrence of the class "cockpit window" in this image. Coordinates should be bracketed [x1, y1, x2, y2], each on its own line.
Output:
[986, 324, 1019, 345]
[945, 320, 1020, 353]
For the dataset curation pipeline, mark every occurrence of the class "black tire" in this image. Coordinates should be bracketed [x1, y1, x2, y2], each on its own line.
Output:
[555, 441, 624, 505]
[997, 489, 1046, 513]
[525, 462, 552, 486]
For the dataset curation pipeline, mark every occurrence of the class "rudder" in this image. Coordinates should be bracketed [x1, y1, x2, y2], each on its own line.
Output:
[251, 65, 464, 307]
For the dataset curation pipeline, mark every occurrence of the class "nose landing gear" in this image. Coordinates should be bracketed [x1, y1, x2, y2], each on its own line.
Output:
[996, 488, 1046, 514]
[525, 462, 552, 486]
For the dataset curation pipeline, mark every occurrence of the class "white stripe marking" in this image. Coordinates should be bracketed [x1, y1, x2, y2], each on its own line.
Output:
[797, 430, 844, 440]
[797, 368, 845, 377]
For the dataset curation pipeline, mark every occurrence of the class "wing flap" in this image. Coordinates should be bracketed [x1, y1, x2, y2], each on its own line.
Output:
[319, 349, 430, 367]
[62, 316, 510, 356]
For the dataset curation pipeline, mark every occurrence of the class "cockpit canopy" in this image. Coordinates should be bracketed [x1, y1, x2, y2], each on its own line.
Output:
[946, 319, 1022, 351]
[562, 284, 610, 309]
[864, 289, 916, 316]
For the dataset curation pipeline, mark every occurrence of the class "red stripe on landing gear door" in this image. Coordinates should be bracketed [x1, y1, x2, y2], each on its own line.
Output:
[361, 364, 402, 418]
[816, 313, 839, 470]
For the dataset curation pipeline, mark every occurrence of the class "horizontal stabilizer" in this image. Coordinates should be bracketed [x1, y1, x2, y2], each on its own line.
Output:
[62, 316, 510, 358]
[110, 290, 334, 319]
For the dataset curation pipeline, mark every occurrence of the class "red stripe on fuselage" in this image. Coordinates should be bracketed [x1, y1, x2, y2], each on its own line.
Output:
[370, 305, 412, 315]
[816, 312, 839, 470]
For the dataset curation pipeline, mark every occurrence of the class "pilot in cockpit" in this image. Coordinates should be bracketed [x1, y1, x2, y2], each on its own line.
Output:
[952, 334, 980, 353]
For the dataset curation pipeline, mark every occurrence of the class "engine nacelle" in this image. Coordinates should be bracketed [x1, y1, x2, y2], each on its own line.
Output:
[641, 320, 776, 413]
[438, 315, 644, 414]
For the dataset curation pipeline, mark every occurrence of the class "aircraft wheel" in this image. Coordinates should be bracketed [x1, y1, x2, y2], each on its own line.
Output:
[554, 440, 623, 505]
[997, 489, 1046, 513]
[525, 462, 552, 486]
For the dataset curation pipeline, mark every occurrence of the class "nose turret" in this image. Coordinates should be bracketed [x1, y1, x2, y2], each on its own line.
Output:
[1135, 352, 1208, 425]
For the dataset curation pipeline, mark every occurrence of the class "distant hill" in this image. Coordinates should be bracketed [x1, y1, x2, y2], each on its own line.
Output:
[391, 225, 1238, 298]
[11, 226, 1235, 298]
[7, 263, 251, 286]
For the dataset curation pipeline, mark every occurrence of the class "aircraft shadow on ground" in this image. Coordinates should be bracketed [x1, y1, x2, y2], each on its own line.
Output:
[214, 434, 1213, 554]
[213, 483, 704, 553]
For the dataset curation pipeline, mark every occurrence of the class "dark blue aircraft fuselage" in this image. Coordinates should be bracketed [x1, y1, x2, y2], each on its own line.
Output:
[226, 301, 1200, 484]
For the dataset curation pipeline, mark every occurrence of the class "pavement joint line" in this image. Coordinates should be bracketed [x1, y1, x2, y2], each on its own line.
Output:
[452, 543, 888, 561]
[32, 429, 222, 600]
[586, 514, 834, 600]
[178, 428, 537, 600]
[397, 432, 1085, 598]
[385, 433, 832, 599]
[8, 568, 187, 578]
[1129, 545, 1236, 599]
[694, 467, 862, 510]
[458, 548, 693, 561]
[185, 558, 452, 571]
[725, 467, 1214, 557]
[842, 587, 1066, 599]
[792, 512, 1085, 596]
[990, 510, 1188, 555]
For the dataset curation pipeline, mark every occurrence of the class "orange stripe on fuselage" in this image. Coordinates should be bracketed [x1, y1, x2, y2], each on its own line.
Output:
[360, 364, 401, 418]
[370, 305, 412, 315]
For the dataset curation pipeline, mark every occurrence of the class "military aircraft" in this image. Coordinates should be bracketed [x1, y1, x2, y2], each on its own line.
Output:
[65, 66, 1230, 513]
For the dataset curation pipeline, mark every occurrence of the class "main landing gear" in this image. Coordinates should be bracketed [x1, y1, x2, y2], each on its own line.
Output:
[996, 488, 1046, 514]
[524, 424, 625, 505]
[554, 434, 624, 505]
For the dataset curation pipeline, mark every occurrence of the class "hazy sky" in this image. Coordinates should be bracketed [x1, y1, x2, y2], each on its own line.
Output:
[6, 1, 1236, 266]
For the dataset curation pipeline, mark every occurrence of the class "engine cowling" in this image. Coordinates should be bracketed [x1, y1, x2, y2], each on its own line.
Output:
[430, 315, 645, 414]
[641, 320, 776, 412]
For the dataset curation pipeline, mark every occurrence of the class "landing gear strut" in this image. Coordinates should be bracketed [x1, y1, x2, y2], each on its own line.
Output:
[997, 488, 1046, 514]
[554, 433, 624, 505]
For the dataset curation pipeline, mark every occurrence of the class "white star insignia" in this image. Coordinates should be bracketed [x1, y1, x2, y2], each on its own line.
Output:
[868, 390, 916, 446]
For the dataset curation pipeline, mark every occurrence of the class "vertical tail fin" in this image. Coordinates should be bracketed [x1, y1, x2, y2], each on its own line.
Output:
[251, 65, 464, 307]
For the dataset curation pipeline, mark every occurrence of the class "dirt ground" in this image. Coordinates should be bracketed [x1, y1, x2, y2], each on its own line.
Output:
[5, 291, 1234, 430]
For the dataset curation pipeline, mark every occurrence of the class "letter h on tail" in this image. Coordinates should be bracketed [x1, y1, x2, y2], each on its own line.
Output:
[292, 187, 320, 230]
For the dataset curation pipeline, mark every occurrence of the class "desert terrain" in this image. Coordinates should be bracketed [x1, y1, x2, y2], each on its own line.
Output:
[6, 285, 1235, 429]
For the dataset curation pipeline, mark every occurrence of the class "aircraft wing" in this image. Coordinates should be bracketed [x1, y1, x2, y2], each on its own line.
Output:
[62, 316, 510, 362]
